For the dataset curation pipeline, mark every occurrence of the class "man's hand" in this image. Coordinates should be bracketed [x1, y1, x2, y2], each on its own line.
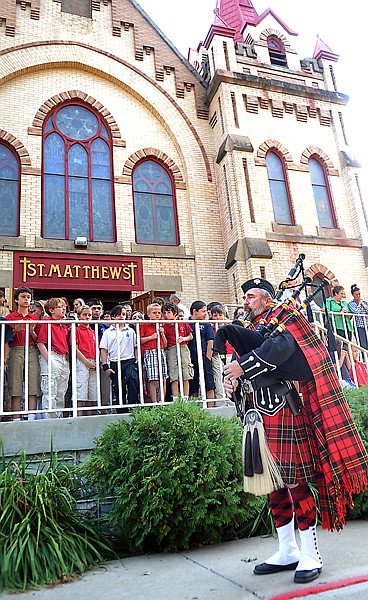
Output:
[223, 360, 244, 397]
[223, 360, 244, 379]
[223, 375, 238, 397]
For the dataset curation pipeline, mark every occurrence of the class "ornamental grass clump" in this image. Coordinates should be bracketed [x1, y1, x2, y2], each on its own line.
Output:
[84, 398, 264, 554]
[0, 451, 114, 592]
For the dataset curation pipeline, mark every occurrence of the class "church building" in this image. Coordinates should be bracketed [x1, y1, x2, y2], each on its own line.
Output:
[0, 0, 366, 309]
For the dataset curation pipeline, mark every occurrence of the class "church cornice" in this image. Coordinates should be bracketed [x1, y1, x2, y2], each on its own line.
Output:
[206, 69, 349, 106]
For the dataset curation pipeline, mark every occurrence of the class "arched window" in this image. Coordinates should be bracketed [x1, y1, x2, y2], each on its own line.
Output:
[309, 157, 337, 229]
[266, 151, 294, 225]
[42, 103, 115, 241]
[0, 142, 20, 236]
[267, 36, 287, 67]
[133, 159, 179, 245]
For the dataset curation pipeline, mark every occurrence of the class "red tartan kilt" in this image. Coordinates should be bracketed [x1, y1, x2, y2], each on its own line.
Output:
[262, 404, 320, 485]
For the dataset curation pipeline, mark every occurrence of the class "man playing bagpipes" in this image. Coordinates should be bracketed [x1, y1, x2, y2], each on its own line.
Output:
[216, 277, 368, 584]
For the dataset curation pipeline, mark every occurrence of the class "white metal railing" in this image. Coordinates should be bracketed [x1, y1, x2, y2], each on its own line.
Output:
[2, 311, 367, 421]
[0, 318, 232, 421]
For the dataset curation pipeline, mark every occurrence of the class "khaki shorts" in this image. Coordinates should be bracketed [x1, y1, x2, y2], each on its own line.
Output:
[7, 345, 41, 397]
[166, 344, 193, 382]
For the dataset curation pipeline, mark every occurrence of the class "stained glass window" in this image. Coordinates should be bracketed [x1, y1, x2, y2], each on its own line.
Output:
[42, 103, 115, 241]
[309, 158, 337, 229]
[266, 151, 294, 225]
[133, 160, 179, 245]
[0, 143, 20, 236]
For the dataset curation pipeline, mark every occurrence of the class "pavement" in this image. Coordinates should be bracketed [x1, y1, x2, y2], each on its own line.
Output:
[1, 520, 368, 600]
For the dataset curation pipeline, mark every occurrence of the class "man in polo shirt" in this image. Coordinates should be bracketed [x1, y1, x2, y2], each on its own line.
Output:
[37, 298, 69, 418]
[6, 286, 40, 420]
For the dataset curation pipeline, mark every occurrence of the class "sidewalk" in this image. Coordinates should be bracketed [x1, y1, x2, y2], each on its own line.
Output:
[1, 520, 367, 600]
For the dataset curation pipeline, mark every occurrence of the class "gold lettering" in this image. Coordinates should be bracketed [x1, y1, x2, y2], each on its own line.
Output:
[82, 265, 91, 278]
[90, 266, 100, 279]
[109, 265, 122, 279]
[101, 266, 109, 279]
[26, 261, 37, 278]
[48, 264, 62, 278]
[122, 262, 138, 286]
[19, 257, 31, 282]
[38, 263, 46, 277]
[63, 264, 74, 278]
[73, 265, 81, 277]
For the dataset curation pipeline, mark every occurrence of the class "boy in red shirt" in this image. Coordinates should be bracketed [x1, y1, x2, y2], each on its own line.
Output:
[162, 302, 193, 399]
[75, 305, 98, 415]
[140, 303, 167, 403]
[37, 298, 69, 418]
[6, 286, 40, 420]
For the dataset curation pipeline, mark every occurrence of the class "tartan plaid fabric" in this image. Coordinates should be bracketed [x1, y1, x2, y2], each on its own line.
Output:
[249, 309, 368, 531]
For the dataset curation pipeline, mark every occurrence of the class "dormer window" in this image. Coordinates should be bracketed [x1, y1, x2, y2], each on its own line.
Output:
[267, 36, 288, 67]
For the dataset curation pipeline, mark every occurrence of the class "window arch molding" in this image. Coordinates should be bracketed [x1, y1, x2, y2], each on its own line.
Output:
[123, 148, 185, 189]
[265, 148, 295, 226]
[0, 130, 31, 170]
[256, 139, 293, 166]
[259, 28, 291, 50]
[0, 139, 21, 237]
[132, 158, 180, 246]
[42, 100, 116, 242]
[300, 146, 337, 174]
[31, 90, 125, 147]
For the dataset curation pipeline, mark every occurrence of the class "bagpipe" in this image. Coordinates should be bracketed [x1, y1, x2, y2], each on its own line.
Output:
[214, 254, 329, 359]
[214, 255, 330, 495]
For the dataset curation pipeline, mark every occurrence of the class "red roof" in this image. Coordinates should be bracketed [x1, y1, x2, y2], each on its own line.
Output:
[313, 35, 339, 62]
[218, 0, 297, 42]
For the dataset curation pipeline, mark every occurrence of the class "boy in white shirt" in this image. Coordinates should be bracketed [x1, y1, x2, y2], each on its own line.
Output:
[100, 305, 139, 412]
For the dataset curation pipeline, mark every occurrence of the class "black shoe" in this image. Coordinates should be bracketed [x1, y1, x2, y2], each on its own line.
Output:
[254, 561, 299, 575]
[294, 567, 322, 583]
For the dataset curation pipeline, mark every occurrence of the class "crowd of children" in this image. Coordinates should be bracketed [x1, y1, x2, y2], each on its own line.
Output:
[1, 288, 237, 420]
[2, 285, 368, 421]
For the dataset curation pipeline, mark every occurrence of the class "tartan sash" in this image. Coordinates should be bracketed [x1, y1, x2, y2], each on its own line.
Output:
[281, 311, 368, 530]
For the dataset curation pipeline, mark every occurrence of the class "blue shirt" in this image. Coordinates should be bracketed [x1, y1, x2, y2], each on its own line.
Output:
[188, 320, 214, 355]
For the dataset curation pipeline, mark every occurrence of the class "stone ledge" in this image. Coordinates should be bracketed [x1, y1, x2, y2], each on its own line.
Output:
[34, 237, 124, 253]
[0, 235, 26, 248]
[130, 243, 191, 258]
[271, 222, 303, 235]
[266, 231, 361, 247]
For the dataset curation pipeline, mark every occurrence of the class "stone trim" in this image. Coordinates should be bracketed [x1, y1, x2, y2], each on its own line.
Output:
[266, 231, 360, 249]
[259, 29, 292, 51]
[256, 140, 293, 166]
[300, 147, 339, 175]
[0, 130, 31, 170]
[123, 149, 185, 188]
[304, 263, 338, 287]
[29, 90, 126, 147]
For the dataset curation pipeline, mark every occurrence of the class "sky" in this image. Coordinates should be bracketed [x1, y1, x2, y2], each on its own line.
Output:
[137, 0, 367, 189]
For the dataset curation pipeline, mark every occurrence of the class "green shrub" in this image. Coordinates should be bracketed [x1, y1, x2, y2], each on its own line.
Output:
[0, 451, 114, 592]
[344, 386, 368, 520]
[83, 399, 264, 553]
[344, 385, 368, 451]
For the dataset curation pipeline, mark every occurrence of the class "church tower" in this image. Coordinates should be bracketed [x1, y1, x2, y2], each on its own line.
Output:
[190, 0, 368, 302]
